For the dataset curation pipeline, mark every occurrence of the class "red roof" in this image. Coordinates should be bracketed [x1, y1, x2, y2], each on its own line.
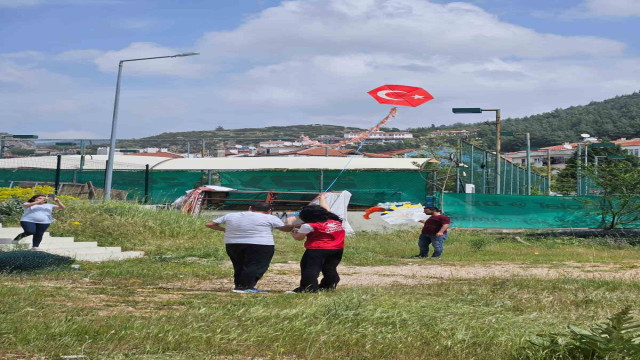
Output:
[613, 138, 640, 146]
[377, 148, 417, 156]
[124, 152, 183, 158]
[361, 152, 392, 158]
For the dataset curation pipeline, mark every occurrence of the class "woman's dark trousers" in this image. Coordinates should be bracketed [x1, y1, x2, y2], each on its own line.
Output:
[19, 221, 50, 248]
[299, 249, 344, 292]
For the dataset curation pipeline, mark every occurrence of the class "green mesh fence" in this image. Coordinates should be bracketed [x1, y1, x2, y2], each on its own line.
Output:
[0, 169, 202, 204]
[219, 170, 427, 206]
[442, 193, 639, 229]
[455, 141, 549, 195]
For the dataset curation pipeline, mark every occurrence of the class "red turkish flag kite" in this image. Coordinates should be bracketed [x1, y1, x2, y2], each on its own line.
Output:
[367, 84, 434, 107]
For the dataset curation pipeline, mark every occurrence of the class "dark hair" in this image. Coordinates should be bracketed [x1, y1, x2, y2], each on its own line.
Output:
[298, 205, 342, 223]
[424, 206, 440, 212]
[27, 194, 46, 203]
[250, 202, 272, 212]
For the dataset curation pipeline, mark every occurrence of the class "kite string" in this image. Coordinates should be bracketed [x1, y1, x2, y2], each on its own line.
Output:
[322, 107, 398, 193]
[301, 107, 397, 148]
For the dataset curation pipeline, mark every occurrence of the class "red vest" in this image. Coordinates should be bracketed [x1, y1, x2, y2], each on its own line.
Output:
[304, 220, 346, 249]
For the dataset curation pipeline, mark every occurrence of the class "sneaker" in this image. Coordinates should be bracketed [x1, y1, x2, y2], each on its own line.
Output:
[246, 288, 268, 293]
[412, 255, 427, 258]
[233, 288, 268, 294]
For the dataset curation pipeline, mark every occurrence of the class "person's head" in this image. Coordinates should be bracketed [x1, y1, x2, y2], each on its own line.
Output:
[424, 206, 441, 215]
[27, 194, 47, 203]
[298, 204, 342, 223]
[249, 202, 272, 214]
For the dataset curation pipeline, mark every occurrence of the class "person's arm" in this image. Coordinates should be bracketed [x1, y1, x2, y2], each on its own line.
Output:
[23, 199, 46, 208]
[317, 193, 331, 211]
[291, 223, 312, 241]
[290, 229, 307, 241]
[436, 223, 450, 237]
[53, 198, 65, 210]
[275, 224, 295, 232]
[205, 222, 225, 232]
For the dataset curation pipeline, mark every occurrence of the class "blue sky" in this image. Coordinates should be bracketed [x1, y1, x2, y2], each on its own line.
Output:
[1, 0, 639, 139]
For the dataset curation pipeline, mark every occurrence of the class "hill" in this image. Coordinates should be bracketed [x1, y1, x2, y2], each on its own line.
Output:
[142, 124, 364, 141]
[411, 91, 640, 152]
[122, 92, 640, 152]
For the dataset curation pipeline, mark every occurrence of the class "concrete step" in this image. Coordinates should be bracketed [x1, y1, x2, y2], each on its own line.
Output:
[46, 250, 145, 262]
[0, 225, 144, 262]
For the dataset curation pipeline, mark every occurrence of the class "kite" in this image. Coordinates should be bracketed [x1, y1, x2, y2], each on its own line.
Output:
[368, 85, 434, 107]
[363, 202, 427, 225]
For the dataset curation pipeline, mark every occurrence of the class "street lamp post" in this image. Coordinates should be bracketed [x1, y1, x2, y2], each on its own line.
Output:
[452, 108, 501, 194]
[104, 52, 199, 200]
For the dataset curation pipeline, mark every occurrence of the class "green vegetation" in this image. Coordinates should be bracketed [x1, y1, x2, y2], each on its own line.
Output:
[524, 306, 640, 359]
[1, 201, 638, 359]
[411, 92, 640, 152]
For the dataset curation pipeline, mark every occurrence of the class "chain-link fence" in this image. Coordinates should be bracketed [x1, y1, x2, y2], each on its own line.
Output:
[456, 141, 549, 195]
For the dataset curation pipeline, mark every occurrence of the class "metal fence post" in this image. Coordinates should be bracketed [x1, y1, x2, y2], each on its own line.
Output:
[144, 164, 150, 204]
[54, 154, 62, 195]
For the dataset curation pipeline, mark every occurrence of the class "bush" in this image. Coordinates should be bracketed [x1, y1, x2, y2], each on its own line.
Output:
[520, 306, 640, 359]
[0, 186, 75, 202]
[0, 250, 74, 272]
[468, 236, 492, 251]
[0, 197, 23, 222]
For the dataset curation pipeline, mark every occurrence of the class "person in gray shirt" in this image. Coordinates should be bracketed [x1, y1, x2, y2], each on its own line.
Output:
[206, 202, 293, 293]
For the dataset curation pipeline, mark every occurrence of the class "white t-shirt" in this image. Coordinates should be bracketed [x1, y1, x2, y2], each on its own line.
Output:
[213, 211, 285, 245]
[21, 203, 56, 224]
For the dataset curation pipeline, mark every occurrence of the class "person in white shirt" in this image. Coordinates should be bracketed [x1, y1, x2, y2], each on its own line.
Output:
[206, 202, 293, 293]
[14, 194, 66, 248]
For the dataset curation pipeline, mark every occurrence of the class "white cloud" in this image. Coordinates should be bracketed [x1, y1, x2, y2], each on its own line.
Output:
[197, 0, 624, 61]
[93, 42, 205, 77]
[541, 0, 640, 19]
[583, 0, 640, 17]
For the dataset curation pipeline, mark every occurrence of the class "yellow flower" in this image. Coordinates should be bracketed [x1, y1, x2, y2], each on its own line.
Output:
[72, 221, 82, 225]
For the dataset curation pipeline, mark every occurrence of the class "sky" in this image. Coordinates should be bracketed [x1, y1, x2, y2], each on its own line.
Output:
[1, 0, 639, 139]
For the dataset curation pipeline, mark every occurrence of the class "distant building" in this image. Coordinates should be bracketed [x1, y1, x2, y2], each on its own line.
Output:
[429, 130, 476, 137]
[344, 131, 413, 140]
[504, 137, 640, 170]
[613, 138, 640, 157]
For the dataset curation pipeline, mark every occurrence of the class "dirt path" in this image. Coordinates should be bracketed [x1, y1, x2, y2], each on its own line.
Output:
[158, 262, 640, 292]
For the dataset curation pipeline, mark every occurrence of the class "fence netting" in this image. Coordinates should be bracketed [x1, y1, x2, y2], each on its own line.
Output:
[456, 141, 549, 195]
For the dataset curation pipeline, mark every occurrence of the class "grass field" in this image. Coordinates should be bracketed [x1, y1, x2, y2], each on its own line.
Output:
[1, 201, 639, 359]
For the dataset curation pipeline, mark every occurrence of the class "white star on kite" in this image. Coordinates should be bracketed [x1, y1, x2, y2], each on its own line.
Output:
[412, 95, 425, 99]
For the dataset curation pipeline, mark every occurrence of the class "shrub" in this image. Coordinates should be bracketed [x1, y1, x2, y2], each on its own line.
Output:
[521, 306, 640, 359]
[468, 236, 492, 251]
[0, 186, 75, 202]
[0, 250, 74, 272]
[0, 198, 23, 222]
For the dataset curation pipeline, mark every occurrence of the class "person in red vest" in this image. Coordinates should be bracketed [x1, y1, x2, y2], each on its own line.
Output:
[415, 206, 450, 258]
[287, 194, 345, 293]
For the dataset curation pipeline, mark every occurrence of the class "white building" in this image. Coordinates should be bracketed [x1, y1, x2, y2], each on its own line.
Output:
[343, 131, 413, 143]
[613, 138, 640, 157]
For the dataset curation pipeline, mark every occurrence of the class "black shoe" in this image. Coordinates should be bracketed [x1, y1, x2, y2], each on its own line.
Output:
[12, 233, 26, 242]
[412, 254, 427, 258]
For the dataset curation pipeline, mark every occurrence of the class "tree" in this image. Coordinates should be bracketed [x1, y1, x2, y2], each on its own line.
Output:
[583, 160, 640, 229]
[554, 144, 639, 195]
